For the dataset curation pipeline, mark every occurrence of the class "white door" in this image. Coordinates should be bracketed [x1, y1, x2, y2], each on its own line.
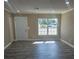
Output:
[14, 16, 28, 40]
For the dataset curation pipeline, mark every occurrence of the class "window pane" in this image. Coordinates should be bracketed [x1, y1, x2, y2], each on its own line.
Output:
[48, 18, 58, 35]
[38, 18, 47, 35]
[48, 27, 57, 35]
[38, 18, 58, 35]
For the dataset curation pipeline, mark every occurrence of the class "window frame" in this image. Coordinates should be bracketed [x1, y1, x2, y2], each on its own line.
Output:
[38, 18, 58, 35]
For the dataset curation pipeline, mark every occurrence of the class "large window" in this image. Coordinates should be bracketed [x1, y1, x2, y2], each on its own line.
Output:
[38, 18, 58, 35]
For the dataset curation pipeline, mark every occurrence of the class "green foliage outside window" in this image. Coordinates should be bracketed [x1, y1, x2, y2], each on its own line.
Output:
[38, 18, 57, 28]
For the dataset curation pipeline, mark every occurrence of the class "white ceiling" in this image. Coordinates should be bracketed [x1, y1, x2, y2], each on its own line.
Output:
[5, 0, 74, 14]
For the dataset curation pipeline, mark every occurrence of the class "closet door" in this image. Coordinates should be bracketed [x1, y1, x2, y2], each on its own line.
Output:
[14, 16, 28, 40]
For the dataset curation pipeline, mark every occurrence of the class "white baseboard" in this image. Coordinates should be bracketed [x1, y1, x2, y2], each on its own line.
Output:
[60, 39, 74, 48]
[13, 39, 42, 41]
[4, 41, 13, 50]
[13, 39, 57, 41]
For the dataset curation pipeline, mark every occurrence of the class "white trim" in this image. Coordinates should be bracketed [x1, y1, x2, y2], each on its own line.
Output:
[60, 39, 74, 48]
[62, 8, 74, 14]
[13, 39, 41, 41]
[4, 8, 11, 13]
[13, 39, 34, 41]
[4, 41, 13, 50]
[13, 39, 59, 41]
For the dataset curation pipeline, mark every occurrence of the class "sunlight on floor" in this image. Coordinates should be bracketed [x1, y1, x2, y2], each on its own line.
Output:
[32, 41, 56, 44]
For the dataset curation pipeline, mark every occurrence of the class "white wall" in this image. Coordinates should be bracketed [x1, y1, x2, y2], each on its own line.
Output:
[4, 10, 14, 48]
[61, 9, 74, 45]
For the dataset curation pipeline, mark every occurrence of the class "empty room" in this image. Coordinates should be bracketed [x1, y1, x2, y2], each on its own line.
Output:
[4, 0, 74, 59]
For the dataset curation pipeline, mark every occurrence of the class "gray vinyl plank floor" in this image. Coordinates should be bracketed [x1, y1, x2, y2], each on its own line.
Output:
[4, 41, 74, 59]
